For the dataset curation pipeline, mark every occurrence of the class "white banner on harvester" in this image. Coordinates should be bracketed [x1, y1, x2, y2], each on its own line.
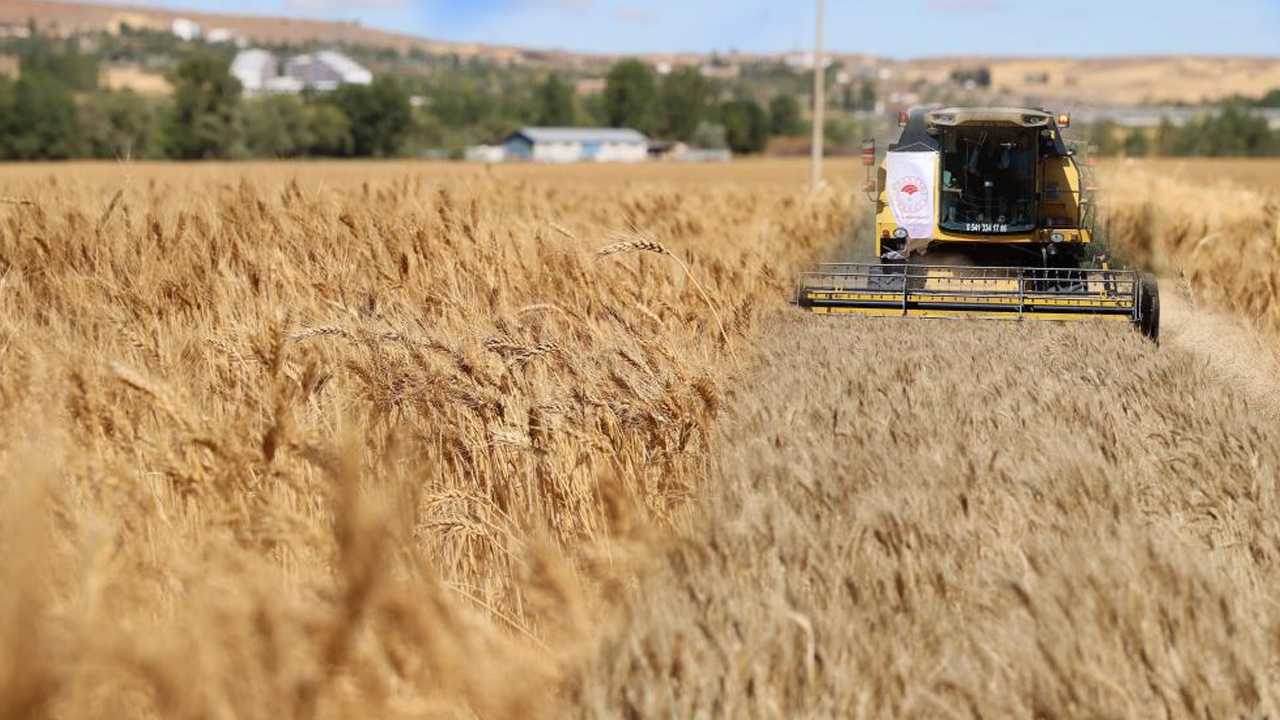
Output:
[886, 151, 939, 255]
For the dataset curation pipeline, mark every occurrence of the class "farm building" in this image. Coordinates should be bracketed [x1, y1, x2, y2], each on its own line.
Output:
[230, 49, 372, 96]
[502, 127, 649, 163]
[285, 51, 373, 91]
[171, 17, 200, 41]
[230, 49, 277, 94]
[464, 145, 506, 163]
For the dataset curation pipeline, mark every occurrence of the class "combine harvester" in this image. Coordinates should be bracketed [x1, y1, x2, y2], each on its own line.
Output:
[796, 108, 1159, 340]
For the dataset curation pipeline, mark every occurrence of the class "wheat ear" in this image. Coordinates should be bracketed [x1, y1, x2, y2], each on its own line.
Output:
[597, 230, 741, 371]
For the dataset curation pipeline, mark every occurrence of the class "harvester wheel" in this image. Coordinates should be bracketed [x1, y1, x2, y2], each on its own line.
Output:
[795, 283, 812, 308]
[1139, 273, 1160, 343]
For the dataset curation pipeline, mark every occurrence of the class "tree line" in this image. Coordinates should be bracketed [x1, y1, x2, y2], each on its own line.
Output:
[1089, 103, 1280, 159]
[0, 31, 843, 160]
[0, 37, 417, 160]
[7, 27, 1277, 162]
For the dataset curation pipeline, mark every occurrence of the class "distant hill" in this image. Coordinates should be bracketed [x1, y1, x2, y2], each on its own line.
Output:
[897, 56, 1280, 107]
[0, 0, 519, 59]
[5, 0, 1280, 106]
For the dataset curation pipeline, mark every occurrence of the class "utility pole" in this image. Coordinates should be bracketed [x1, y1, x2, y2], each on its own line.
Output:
[810, 0, 827, 190]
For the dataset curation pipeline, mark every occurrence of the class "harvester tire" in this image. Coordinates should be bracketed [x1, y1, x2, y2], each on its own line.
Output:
[796, 287, 812, 308]
[1139, 273, 1160, 343]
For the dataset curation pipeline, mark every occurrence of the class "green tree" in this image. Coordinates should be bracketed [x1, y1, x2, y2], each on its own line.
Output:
[426, 79, 475, 127]
[242, 95, 313, 158]
[839, 85, 856, 112]
[660, 66, 710, 141]
[307, 104, 353, 156]
[0, 73, 82, 159]
[719, 99, 769, 154]
[534, 72, 575, 126]
[1254, 88, 1280, 108]
[857, 79, 877, 112]
[1088, 120, 1122, 157]
[403, 109, 448, 155]
[330, 76, 412, 157]
[0, 79, 13, 154]
[1122, 129, 1150, 158]
[603, 59, 659, 134]
[825, 117, 866, 151]
[1154, 116, 1179, 156]
[162, 53, 241, 159]
[18, 35, 100, 92]
[429, 79, 501, 130]
[80, 90, 156, 159]
[1173, 103, 1277, 157]
[579, 92, 609, 126]
[769, 94, 802, 136]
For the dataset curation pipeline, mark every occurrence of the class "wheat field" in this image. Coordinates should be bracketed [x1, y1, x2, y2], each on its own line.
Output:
[0, 159, 1278, 719]
[1130, 158, 1280, 195]
[1107, 160, 1280, 341]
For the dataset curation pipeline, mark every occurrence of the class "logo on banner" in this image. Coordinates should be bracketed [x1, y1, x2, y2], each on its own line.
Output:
[893, 176, 929, 213]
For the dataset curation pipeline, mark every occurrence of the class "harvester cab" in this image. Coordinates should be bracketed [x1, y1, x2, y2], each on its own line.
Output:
[798, 107, 1159, 340]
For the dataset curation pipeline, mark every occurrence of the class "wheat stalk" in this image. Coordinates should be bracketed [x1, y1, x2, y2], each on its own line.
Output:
[596, 237, 668, 258]
[548, 221, 577, 240]
[597, 230, 741, 370]
[96, 189, 124, 235]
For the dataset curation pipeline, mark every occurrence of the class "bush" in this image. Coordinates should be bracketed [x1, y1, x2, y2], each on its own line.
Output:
[691, 121, 728, 150]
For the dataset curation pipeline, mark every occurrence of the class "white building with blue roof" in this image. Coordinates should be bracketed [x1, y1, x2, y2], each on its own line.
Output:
[502, 127, 650, 163]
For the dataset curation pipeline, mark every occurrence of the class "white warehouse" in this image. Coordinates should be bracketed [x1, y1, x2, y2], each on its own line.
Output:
[230, 49, 277, 94]
[230, 49, 373, 95]
[502, 127, 649, 163]
[285, 51, 374, 91]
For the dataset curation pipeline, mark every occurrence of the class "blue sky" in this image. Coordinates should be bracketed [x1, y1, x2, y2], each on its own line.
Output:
[112, 0, 1280, 57]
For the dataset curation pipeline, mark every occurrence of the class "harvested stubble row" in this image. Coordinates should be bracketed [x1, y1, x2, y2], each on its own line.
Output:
[0, 167, 855, 718]
[573, 317, 1280, 719]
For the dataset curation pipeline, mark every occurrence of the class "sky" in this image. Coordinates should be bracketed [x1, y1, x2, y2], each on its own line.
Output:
[97, 0, 1280, 57]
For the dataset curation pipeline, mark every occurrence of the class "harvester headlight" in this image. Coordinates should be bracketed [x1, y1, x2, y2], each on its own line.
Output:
[892, 228, 909, 240]
[1050, 232, 1066, 244]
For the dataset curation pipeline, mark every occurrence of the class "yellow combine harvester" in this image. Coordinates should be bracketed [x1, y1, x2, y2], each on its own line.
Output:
[796, 107, 1160, 340]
